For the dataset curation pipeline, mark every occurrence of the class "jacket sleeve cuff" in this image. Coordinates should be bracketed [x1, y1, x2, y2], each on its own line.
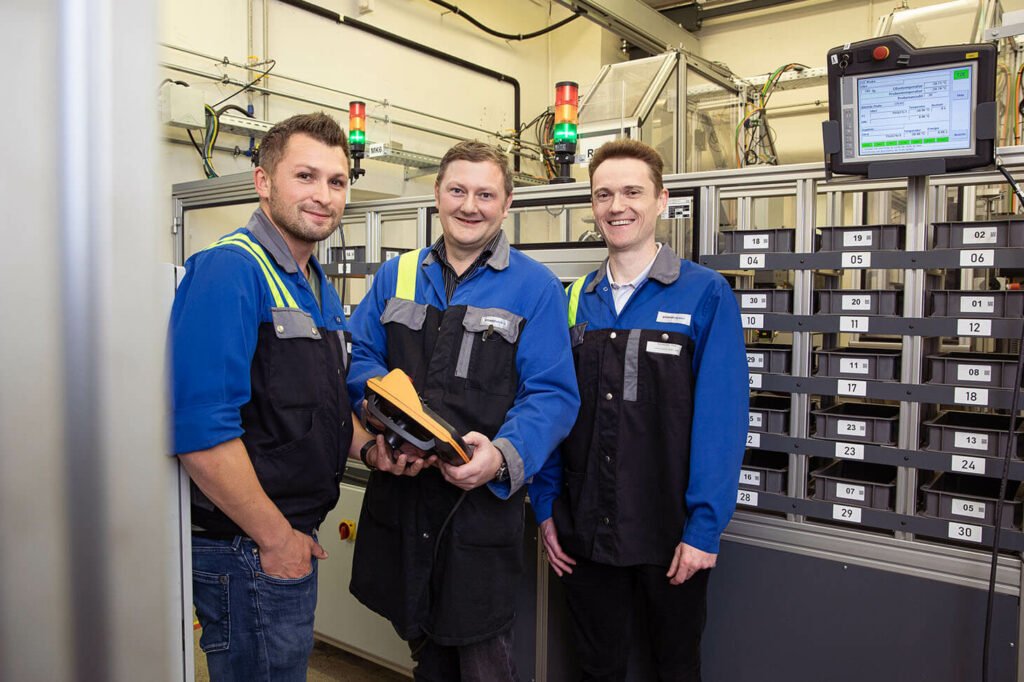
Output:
[681, 523, 722, 555]
[487, 438, 524, 499]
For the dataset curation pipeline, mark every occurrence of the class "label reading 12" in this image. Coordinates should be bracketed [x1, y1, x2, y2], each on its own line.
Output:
[957, 319, 992, 337]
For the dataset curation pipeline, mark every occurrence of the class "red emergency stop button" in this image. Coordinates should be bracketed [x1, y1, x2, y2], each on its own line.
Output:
[873, 45, 890, 60]
[338, 520, 356, 540]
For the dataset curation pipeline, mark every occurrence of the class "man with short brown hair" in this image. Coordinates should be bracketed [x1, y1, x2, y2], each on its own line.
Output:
[346, 140, 580, 681]
[531, 139, 748, 681]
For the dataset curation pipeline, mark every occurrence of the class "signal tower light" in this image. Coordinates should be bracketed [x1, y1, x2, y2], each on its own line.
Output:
[550, 81, 578, 184]
[349, 101, 366, 183]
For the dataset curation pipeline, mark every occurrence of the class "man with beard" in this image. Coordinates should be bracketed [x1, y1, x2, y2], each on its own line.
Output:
[345, 141, 579, 681]
[170, 112, 387, 681]
[531, 139, 747, 681]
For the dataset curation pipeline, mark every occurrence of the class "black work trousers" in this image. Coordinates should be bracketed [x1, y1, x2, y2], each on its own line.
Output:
[561, 558, 710, 682]
[409, 629, 519, 682]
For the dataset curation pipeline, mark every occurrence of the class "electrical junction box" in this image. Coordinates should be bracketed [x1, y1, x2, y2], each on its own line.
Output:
[158, 83, 205, 130]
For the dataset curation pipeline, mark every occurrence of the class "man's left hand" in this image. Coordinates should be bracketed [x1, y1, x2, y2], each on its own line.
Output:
[666, 543, 717, 585]
[440, 431, 503, 491]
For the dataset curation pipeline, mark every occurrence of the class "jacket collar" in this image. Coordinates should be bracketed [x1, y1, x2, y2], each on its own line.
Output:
[584, 242, 680, 293]
[422, 230, 510, 271]
[245, 207, 300, 274]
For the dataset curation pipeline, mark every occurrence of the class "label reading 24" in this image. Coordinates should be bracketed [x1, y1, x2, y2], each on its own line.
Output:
[952, 455, 986, 475]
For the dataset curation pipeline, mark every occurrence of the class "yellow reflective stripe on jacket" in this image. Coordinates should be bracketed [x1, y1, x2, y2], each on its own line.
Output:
[395, 249, 419, 301]
[209, 235, 299, 309]
[567, 275, 587, 327]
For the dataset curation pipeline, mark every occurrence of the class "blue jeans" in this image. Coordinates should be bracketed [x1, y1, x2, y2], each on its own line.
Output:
[192, 535, 318, 682]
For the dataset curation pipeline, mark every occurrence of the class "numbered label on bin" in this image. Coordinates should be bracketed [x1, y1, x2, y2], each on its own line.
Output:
[957, 364, 993, 383]
[963, 227, 998, 245]
[839, 358, 871, 375]
[737, 489, 759, 506]
[952, 455, 986, 475]
[960, 249, 994, 267]
[748, 413, 764, 429]
[954, 431, 989, 451]
[739, 470, 761, 487]
[833, 504, 862, 523]
[743, 234, 771, 250]
[742, 293, 768, 309]
[747, 353, 765, 369]
[954, 387, 989, 406]
[841, 294, 872, 311]
[739, 254, 765, 269]
[951, 498, 986, 520]
[837, 419, 867, 438]
[957, 319, 992, 337]
[843, 231, 873, 247]
[948, 521, 982, 543]
[960, 296, 995, 314]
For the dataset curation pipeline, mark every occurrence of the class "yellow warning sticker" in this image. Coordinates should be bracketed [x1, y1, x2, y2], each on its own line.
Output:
[966, 52, 979, 59]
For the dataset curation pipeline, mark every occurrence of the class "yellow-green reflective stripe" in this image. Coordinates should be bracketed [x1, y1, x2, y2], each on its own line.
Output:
[216, 235, 299, 309]
[567, 275, 586, 327]
[220, 235, 299, 309]
[211, 237, 287, 308]
[395, 250, 419, 301]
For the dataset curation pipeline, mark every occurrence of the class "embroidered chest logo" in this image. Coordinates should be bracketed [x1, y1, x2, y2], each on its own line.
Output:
[656, 311, 691, 326]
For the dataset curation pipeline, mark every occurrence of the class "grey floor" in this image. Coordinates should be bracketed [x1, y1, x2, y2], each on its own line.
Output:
[193, 630, 409, 681]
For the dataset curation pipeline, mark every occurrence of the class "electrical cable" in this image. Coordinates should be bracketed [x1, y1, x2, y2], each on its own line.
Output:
[216, 103, 254, 118]
[424, 0, 581, 41]
[212, 59, 276, 108]
[982, 158, 1024, 682]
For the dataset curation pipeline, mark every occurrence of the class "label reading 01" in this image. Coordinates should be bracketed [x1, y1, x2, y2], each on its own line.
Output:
[959, 296, 995, 314]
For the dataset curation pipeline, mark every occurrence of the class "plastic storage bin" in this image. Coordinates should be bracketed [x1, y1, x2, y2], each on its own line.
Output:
[813, 347, 902, 381]
[810, 460, 896, 510]
[746, 344, 792, 374]
[734, 288, 793, 313]
[329, 245, 366, 263]
[818, 224, 905, 252]
[739, 450, 788, 493]
[922, 410, 1024, 459]
[720, 228, 795, 253]
[748, 395, 790, 434]
[812, 402, 900, 445]
[928, 290, 1024, 318]
[925, 352, 1021, 388]
[921, 473, 1024, 528]
[932, 219, 1024, 249]
[815, 289, 903, 316]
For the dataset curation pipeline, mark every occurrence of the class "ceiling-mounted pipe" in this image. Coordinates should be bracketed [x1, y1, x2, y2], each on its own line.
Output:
[277, 0, 523, 171]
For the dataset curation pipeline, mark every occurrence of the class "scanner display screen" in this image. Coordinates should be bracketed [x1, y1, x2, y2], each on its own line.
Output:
[841, 62, 976, 163]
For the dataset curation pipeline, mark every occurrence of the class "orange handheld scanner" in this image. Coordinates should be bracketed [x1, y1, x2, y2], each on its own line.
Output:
[363, 369, 473, 466]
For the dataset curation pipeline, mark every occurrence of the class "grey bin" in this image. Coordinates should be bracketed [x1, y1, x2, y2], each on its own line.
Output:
[746, 344, 792, 374]
[816, 289, 903, 316]
[719, 228, 795, 254]
[733, 288, 793, 313]
[818, 224, 905, 252]
[328, 245, 366, 263]
[921, 473, 1024, 529]
[926, 352, 1022, 388]
[739, 450, 788, 493]
[812, 402, 900, 445]
[813, 347, 902, 381]
[923, 410, 1024, 459]
[810, 460, 896, 510]
[928, 289, 1024, 318]
[932, 219, 1024, 248]
[748, 394, 790, 434]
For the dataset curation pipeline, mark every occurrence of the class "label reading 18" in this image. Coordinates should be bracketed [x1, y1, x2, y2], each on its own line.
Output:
[843, 231, 873, 247]
[952, 455, 986, 475]
[948, 521, 982, 543]
[957, 319, 992, 337]
[962, 227, 998, 245]
[841, 295, 872, 311]
[833, 504, 862, 523]
[954, 387, 989, 406]
[742, 294, 768, 309]
[835, 442, 865, 460]
[959, 249, 994, 267]
[959, 296, 995, 314]
[740, 470, 761, 487]
[841, 252, 871, 269]
[743, 234, 771, 250]
[951, 497, 986, 520]
[747, 353, 765, 369]
[737, 489, 759, 506]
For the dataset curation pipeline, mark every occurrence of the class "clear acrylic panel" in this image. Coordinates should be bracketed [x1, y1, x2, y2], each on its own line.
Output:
[641, 69, 678, 174]
[685, 68, 742, 172]
[581, 54, 672, 123]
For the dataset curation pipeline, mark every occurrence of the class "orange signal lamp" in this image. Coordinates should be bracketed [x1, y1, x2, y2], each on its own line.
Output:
[349, 101, 366, 183]
[551, 81, 579, 184]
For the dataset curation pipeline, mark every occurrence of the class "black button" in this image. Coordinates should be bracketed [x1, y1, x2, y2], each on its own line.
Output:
[602, 516, 610, 525]
[604, 455, 611, 464]
[421, 532, 430, 540]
